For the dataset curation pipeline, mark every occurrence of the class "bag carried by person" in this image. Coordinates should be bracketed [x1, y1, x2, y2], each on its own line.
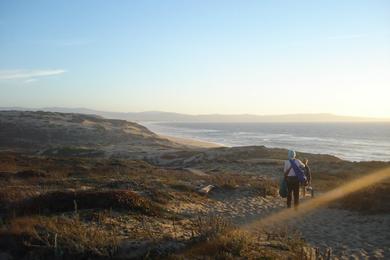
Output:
[289, 159, 307, 184]
[279, 177, 288, 198]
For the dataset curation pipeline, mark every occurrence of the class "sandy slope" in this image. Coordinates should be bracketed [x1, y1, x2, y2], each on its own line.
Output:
[293, 208, 390, 259]
[172, 170, 390, 259]
[160, 135, 223, 148]
[215, 194, 390, 259]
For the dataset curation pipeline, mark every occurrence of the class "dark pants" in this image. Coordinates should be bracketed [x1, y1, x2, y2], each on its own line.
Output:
[286, 176, 299, 208]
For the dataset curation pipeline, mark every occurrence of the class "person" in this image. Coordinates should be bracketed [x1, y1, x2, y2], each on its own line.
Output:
[302, 159, 312, 197]
[284, 150, 305, 209]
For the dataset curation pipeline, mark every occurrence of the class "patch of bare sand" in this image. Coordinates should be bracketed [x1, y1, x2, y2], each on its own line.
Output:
[185, 168, 210, 177]
[174, 183, 389, 259]
[291, 208, 390, 259]
[213, 193, 389, 259]
[160, 135, 223, 148]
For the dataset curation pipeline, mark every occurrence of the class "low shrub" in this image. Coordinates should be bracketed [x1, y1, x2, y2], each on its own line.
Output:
[252, 178, 278, 196]
[15, 189, 161, 216]
[185, 230, 251, 259]
[191, 215, 233, 239]
[210, 173, 278, 195]
[0, 187, 39, 216]
[175, 228, 306, 259]
[41, 147, 105, 157]
[16, 170, 49, 178]
[211, 174, 239, 190]
[335, 182, 390, 214]
[0, 216, 119, 258]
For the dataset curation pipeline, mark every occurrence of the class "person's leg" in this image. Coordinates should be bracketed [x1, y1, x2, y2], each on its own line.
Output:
[286, 178, 293, 208]
[293, 179, 300, 208]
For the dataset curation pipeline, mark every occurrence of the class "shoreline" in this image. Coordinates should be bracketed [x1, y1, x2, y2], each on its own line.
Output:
[158, 132, 389, 163]
[159, 133, 390, 162]
[154, 133, 389, 163]
[160, 134, 224, 148]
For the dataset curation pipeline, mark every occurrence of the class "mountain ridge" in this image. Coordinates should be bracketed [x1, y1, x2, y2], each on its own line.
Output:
[0, 106, 389, 122]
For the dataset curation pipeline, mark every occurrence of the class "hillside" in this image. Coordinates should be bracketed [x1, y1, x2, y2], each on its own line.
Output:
[0, 110, 180, 158]
[0, 110, 389, 259]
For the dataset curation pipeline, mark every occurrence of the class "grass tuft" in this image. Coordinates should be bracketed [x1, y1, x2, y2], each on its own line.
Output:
[15, 189, 161, 216]
[0, 216, 119, 258]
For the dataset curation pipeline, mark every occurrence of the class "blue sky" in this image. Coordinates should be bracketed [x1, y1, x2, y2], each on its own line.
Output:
[1, 1, 389, 117]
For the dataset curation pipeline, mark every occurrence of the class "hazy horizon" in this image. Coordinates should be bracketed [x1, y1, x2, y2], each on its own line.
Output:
[2, 106, 390, 122]
[1, 1, 389, 117]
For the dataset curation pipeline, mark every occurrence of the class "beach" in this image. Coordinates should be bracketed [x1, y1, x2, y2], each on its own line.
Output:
[160, 134, 223, 148]
[143, 122, 390, 162]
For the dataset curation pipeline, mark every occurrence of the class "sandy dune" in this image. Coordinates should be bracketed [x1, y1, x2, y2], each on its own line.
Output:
[1, 111, 388, 259]
[161, 135, 223, 148]
[216, 195, 390, 259]
[168, 168, 390, 259]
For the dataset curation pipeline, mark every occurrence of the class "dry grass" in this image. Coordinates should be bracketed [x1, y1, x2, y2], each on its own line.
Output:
[334, 181, 390, 214]
[3, 151, 384, 259]
[0, 216, 119, 258]
[172, 226, 309, 259]
[190, 215, 233, 240]
[163, 214, 311, 259]
[310, 161, 390, 191]
[183, 230, 251, 259]
[0, 187, 40, 216]
[209, 172, 278, 196]
[14, 189, 161, 217]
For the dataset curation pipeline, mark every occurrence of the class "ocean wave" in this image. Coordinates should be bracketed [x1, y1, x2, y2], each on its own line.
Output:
[143, 122, 390, 162]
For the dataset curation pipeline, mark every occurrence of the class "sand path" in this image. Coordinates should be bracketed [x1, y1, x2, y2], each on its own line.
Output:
[293, 208, 390, 259]
[206, 191, 390, 259]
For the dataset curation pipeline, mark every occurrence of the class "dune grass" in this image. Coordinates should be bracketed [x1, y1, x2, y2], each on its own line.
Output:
[2, 151, 381, 259]
[334, 181, 390, 214]
[0, 215, 119, 258]
[14, 189, 161, 217]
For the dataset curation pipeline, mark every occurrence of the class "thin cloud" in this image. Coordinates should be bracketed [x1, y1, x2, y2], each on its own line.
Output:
[0, 69, 66, 80]
[24, 78, 38, 84]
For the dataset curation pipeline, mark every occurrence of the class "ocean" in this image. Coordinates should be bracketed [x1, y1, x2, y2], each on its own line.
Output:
[142, 122, 390, 162]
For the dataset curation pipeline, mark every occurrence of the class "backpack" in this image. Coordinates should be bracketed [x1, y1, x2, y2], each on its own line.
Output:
[289, 159, 307, 184]
[279, 177, 288, 198]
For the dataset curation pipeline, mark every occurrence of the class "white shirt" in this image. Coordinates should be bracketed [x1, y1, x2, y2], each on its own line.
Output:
[284, 159, 305, 177]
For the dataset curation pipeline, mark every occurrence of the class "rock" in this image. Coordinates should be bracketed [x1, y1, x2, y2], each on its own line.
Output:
[198, 185, 215, 195]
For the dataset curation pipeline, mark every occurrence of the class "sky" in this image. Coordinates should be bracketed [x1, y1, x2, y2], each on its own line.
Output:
[0, 0, 389, 117]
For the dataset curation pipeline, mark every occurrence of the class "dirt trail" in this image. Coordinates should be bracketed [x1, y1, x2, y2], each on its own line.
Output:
[293, 208, 390, 259]
[205, 191, 390, 259]
[185, 168, 210, 177]
[166, 167, 389, 258]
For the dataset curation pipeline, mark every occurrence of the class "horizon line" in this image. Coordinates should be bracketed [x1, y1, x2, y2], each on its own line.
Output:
[0, 106, 389, 121]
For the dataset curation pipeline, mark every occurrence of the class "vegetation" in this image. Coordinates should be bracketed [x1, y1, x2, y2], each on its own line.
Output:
[14, 190, 161, 217]
[0, 152, 288, 259]
[0, 143, 388, 258]
[1, 215, 119, 258]
[334, 181, 390, 214]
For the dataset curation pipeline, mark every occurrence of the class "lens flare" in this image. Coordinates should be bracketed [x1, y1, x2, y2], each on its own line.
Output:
[181, 167, 390, 257]
[243, 167, 390, 229]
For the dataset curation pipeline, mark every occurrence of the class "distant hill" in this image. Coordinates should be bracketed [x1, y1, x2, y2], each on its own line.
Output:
[0, 110, 178, 157]
[0, 107, 388, 123]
